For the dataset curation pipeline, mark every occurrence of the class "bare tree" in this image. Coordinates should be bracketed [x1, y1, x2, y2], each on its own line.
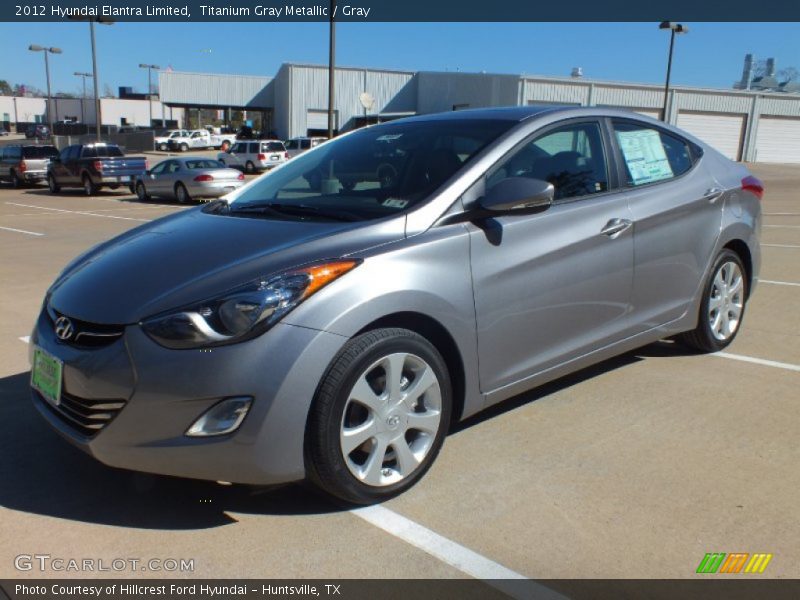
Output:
[779, 67, 799, 83]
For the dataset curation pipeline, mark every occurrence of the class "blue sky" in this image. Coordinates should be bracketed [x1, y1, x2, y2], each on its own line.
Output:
[1, 22, 799, 95]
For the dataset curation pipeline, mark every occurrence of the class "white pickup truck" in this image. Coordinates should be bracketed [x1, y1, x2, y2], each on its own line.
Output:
[166, 129, 237, 152]
[154, 129, 190, 152]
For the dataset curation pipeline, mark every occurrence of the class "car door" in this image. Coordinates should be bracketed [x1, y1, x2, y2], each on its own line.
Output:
[608, 119, 724, 331]
[145, 160, 171, 196]
[468, 119, 635, 393]
[51, 145, 76, 184]
[189, 131, 204, 148]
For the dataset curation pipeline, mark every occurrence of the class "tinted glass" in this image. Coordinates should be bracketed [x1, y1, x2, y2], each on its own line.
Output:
[300, 139, 311, 149]
[613, 121, 695, 186]
[150, 161, 168, 174]
[186, 159, 225, 169]
[249, 143, 259, 153]
[285, 140, 298, 150]
[488, 121, 609, 201]
[227, 118, 515, 221]
[264, 142, 285, 152]
[22, 146, 59, 159]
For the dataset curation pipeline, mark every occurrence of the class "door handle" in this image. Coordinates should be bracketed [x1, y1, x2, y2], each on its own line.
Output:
[600, 218, 633, 238]
[702, 187, 724, 203]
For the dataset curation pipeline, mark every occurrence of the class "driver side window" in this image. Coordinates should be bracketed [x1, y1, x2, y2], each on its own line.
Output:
[487, 121, 609, 201]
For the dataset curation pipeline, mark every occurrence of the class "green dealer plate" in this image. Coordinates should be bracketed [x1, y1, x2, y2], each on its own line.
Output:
[31, 346, 63, 407]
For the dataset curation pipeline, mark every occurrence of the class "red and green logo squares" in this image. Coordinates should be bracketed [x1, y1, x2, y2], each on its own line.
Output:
[696, 553, 773, 574]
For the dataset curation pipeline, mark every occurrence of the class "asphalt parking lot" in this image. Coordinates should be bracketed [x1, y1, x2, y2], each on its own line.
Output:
[0, 162, 798, 583]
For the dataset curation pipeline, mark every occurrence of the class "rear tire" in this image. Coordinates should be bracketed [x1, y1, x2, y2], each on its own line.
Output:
[82, 175, 97, 196]
[677, 249, 748, 353]
[245, 161, 256, 174]
[306, 328, 452, 505]
[158, 143, 168, 151]
[180, 143, 189, 152]
[47, 174, 60, 193]
[10, 170, 24, 188]
[136, 181, 150, 201]
[175, 182, 191, 204]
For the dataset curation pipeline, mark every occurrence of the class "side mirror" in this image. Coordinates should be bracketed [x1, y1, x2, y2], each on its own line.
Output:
[479, 177, 554, 214]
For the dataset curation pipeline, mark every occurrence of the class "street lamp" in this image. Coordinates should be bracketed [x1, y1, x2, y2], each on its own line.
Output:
[74, 71, 93, 124]
[28, 45, 62, 136]
[138, 63, 160, 128]
[70, 15, 114, 140]
[659, 21, 688, 122]
[328, 0, 336, 139]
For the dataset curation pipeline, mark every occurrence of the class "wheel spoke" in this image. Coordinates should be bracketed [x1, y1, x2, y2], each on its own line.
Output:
[710, 310, 723, 336]
[341, 418, 377, 455]
[729, 276, 743, 298]
[392, 438, 420, 476]
[714, 270, 726, 291]
[382, 354, 407, 401]
[708, 294, 723, 311]
[349, 375, 384, 412]
[402, 365, 438, 407]
[407, 410, 441, 434]
[360, 437, 389, 486]
[721, 310, 732, 338]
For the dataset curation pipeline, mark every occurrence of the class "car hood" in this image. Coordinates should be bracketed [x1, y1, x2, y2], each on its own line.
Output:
[48, 207, 406, 324]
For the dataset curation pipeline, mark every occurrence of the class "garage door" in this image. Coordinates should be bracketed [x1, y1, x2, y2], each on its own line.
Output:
[676, 111, 746, 161]
[754, 116, 800, 164]
[307, 110, 338, 131]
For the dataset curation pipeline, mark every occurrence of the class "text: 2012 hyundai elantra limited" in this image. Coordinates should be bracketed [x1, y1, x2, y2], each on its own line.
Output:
[30, 106, 762, 504]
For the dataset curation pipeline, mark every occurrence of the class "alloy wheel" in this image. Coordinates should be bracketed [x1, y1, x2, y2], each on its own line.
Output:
[708, 261, 744, 341]
[339, 352, 442, 487]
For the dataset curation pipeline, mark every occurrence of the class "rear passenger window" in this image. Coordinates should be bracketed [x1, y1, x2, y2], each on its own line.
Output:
[249, 143, 259, 153]
[488, 121, 609, 201]
[613, 121, 695, 186]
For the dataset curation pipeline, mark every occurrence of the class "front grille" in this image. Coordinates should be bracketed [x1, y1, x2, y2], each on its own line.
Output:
[38, 389, 127, 438]
[46, 305, 125, 348]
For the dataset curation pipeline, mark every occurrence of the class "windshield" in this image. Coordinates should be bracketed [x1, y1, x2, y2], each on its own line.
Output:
[228, 119, 513, 221]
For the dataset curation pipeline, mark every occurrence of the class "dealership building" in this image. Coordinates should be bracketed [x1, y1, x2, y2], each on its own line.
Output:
[156, 63, 800, 164]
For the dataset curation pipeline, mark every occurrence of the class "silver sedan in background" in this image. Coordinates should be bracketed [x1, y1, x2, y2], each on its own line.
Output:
[135, 157, 245, 203]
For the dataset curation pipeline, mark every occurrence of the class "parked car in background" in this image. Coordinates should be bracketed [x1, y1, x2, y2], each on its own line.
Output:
[167, 130, 237, 152]
[47, 143, 148, 196]
[0, 144, 59, 187]
[154, 129, 191, 152]
[25, 124, 50, 140]
[218, 140, 288, 173]
[284, 136, 326, 159]
[0, 128, 10, 136]
[135, 156, 244, 203]
[236, 125, 256, 140]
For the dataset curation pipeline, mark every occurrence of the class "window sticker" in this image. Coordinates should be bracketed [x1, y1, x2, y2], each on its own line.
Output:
[616, 129, 674, 185]
[382, 198, 409, 208]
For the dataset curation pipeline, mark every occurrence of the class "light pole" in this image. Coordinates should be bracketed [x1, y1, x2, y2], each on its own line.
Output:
[327, 0, 336, 139]
[138, 63, 160, 128]
[70, 15, 114, 140]
[74, 71, 92, 124]
[659, 21, 688, 123]
[28, 45, 62, 136]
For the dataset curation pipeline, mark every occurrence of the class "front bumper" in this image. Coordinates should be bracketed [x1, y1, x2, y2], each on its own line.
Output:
[30, 307, 347, 484]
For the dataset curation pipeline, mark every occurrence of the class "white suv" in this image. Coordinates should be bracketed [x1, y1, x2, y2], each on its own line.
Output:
[218, 140, 288, 173]
[284, 137, 326, 159]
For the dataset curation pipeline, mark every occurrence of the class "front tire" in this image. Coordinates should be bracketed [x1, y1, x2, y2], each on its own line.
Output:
[179, 143, 189, 152]
[158, 143, 168, 151]
[10, 170, 24, 188]
[678, 249, 748, 353]
[306, 328, 452, 504]
[47, 174, 60, 193]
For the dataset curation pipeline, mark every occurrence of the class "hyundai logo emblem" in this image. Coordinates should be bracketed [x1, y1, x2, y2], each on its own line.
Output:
[54, 316, 74, 341]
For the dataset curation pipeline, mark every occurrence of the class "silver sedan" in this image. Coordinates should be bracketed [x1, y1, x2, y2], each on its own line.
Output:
[135, 157, 245, 203]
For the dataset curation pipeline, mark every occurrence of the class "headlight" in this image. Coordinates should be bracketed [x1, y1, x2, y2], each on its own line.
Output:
[141, 260, 360, 349]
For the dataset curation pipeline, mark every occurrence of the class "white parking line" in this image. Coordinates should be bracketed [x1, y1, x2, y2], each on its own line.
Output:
[19, 336, 30, 344]
[351, 505, 565, 599]
[761, 279, 800, 287]
[0, 225, 44, 236]
[763, 224, 800, 229]
[713, 352, 800, 373]
[5, 202, 151, 223]
[764, 212, 800, 216]
[762, 244, 800, 249]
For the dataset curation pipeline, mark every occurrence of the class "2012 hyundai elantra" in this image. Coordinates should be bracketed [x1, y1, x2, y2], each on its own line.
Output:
[30, 106, 762, 504]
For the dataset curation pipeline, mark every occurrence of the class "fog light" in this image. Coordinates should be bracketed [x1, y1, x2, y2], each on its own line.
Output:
[186, 396, 252, 437]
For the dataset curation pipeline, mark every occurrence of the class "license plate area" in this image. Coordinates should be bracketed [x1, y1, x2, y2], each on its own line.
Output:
[31, 345, 63, 407]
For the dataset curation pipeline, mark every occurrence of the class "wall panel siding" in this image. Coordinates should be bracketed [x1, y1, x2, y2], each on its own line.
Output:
[159, 71, 273, 108]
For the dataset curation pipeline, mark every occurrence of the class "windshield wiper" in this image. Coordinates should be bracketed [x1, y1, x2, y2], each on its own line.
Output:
[229, 202, 361, 222]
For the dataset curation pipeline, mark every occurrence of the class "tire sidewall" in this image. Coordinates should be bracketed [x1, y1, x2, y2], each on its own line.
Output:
[697, 249, 748, 351]
[136, 182, 147, 201]
[307, 329, 452, 504]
